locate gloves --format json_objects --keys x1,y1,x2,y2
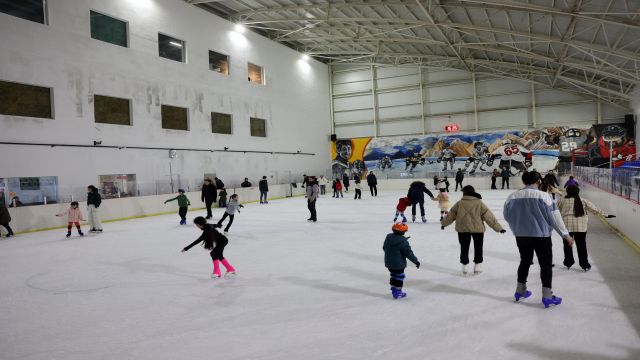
[
  {"x1": 606, "y1": 215, "x2": 616, "y2": 218},
  {"x1": 441, "y1": 226, "x2": 445, "y2": 230},
  {"x1": 500, "y1": 229, "x2": 506, "y2": 233},
  {"x1": 415, "y1": 261, "x2": 420, "y2": 269}
]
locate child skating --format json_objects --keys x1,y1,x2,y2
[
  {"x1": 216, "y1": 194, "x2": 243, "y2": 234},
  {"x1": 383, "y1": 223, "x2": 420, "y2": 299},
  {"x1": 332, "y1": 179, "x2": 343, "y2": 198},
  {"x1": 433, "y1": 189, "x2": 451, "y2": 221},
  {"x1": 182, "y1": 216, "x2": 236, "y2": 278},
  {"x1": 165, "y1": 189, "x2": 191, "y2": 225},
  {"x1": 394, "y1": 197, "x2": 410, "y2": 223},
  {"x1": 56, "y1": 201, "x2": 84, "y2": 238},
  {"x1": 354, "y1": 179, "x2": 362, "y2": 199}
]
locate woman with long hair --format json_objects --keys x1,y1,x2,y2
[{"x1": 557, "y1": 185, "x2": 615, "y2": 271}]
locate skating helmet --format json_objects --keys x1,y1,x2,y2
[{"x1": 392, "y1": 223, "x2": 409, "y2": 233}]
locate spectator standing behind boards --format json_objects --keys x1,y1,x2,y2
[
  {"x1": 318, "y1": 175, "x2": 329, "y2": 195},
  {"x1": 241, "y1": 178, "x2": 252, "y2": 188},
  {"x1": 367, "y1": 171, "x2": 378, "y2": 197},
  {"x1": 342, "y1": 173, "x2": 350, "y2": 193},
  {"x1": 455, "y1": 169, "x2": 464, "y2": 191},
  {"x1": 0, "y1": 192, "x2": 15, "y2": 238},
  {"x1": 8, "y1": 192, "x2": 23, "y2": 207},
  {"x1": 564, "y1": 176, "x2": 579, "y2": 188},
  {"x1": 87, "y1": 185, "x2": 103, "y2": 233},
  {"x1": 259, "y1": 176, "x2": 269, "y2": 204},
  {"x1": 500, "y1": 167, "x2": 511, "y2": 189},
  {"x1": 306, "y1": 176, "x2": 319, "y2": 222},
  {"x1": 503, "y1": 171, "x2": 574, "y2": 308},
  {"x1": 441, "y1": 185, "x2": 505, "y2": 275},
  {"x1": 201, "y1": 178, "x2": 217, "y2": 219},
  {"x1": 557, "y1": 185, "x2": 615, "y2": 271}
]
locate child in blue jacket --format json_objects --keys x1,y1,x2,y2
[{"x1": 383, "y1": 223, "x2": 420, "y2": 299}]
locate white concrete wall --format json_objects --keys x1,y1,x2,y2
[
  {"x1": 572, "y1": 180, "x2": 640, "y2": 248},
  {"x1": 332, "y1": 65, "x2": 630, "y2": 138},
  {"x1": 3, "y1": 184, "x2": 307, "y2": 234},
  {"x1": 0, "y1": 0, "x2": 332, "y2": 194}
]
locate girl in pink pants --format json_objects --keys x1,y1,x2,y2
[
  {"x1": 56, "y1": 201, "x2": 84, "y2": 238},
  {"x1": 182, "y1": 216, "x2": 236, "y2": 279}
]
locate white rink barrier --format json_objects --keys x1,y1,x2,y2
[
  {"x1": 567, "y1": 178, "x2": 640, "y2": 248},
  {"x1": 4, "y1": 183, "x2": 307, "y2": 234},
  {"x1": 376, "y1": 176, "x2": 524, "y2": 192}
]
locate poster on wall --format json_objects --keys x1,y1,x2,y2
[
  {"x1": 330, "y1": 126, "x2": 616, "y2": 178},
  {"x1": 571, "y1": 123, "x2": 636, "y2": 168}
]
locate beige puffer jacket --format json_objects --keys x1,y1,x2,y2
[{"x1": 441, "y1": 195, "x2": 504, "y2": 233}]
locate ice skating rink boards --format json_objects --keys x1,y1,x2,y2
[{"x1": 0, "y1": 190, "x2": 639, "y2": 360}]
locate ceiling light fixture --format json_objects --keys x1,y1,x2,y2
[
  {"x1": 234, "y1": 24, "x2": 245, "y2": 33},
  {"x1": 302, "y1": 54, "x2": 310, "y2": 61}
]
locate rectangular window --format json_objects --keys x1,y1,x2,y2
[
  {"x1": 98, "y1": 174, "x2": 137, "y2": 199},
  {"x1": 161, "y1": 104, "x2": 188, "y2": 130},
  {"x1": 0, "y1": 80, "x2": 52, "y2": 119},
  {"x1": 2, "y1": 176, "x2": 58, "y2": 206},
  {"x1": 212, "y1": 112, "x2": 232, "y2": 134},
  {"x1": 209, "y1": 50, "x2": 229, "y2": 75},
  {"x1": 90, "y1": 10, "x2": 128, "y2": 47},
  {"x1": 250, "y1": 117, "x2": 266, "y2": 137},
  {"x1": 248, "y1": 63, "x2": 264, "y2": 85},
  {"x1": 94, "y1": 95, "x2": 131, "y2": 125},
  {"x1": 158, "y1": 33, "x2": 185, "y2": 63},
  {"x1": 0, "y1": 0, "x2": 47, "y2": 24},
  {"x1": 19, "y1": 177, "x2": 40, "y2": 190}
]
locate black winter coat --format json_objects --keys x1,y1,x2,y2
[
  {"x1": 215, "y1": 179, "x2": 225, "y2": 189},
  {"x1": 87, "y1": 191, "x2": 102, "y2": 208},
  {"x1": 455, "y1": 171, "x2": 464, "y2": 182},
  {"x1": 342, "y1": 174, "x2": 350, "y2": 187},
  {"x1": 544, "y1": 174, "x2": 559, "y2": 187},
  {"x1": 366, "y1": 173, "x2": 377, "y2": 186},
  {"x1": 201, "y1": 183, "x2": 217, "y2": 201},
  {"x1": 407, "y1": 181, "x2": 434, "y2": 203},
  {"x1": 259, "y1": 179, "x2": 269, "y2": 191},
  {"x1": 184, "y1": 224, "x2": 228, "y2": 251},
  {"x1": 383, "y1": 233, "x2": 419, "y2": 269},
  {"x1": 0, "y1": 197, "x2": 11, "y2": 223}
]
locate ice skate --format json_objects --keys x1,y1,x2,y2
[
  {"x1": 89, "y1": 228, "x2": 96, "y2": 233},
  {"x1": 78, "y1": 230, "x2": 84, "y2": 236},
  {"x1": 401, "y1": 217, "x2": 407, "y2": 224},
  {"x1": 390, "y1": 287, "x2": 407, "y2": 299},
  {"x1": 474, "y1": 263, "x2": 483, "y2": 274},
  {"x1": 514, "y1": 290, "x2": 532, "y2": 302},
  {"x1": 211, "y1": 273, "x2": 221, "y2": 279},
  {"x1": 224, "y1": 231, "x2": 228, "y2": 235},
  {"x1": 542, "y1": 295, "x2": 562, "y2": 308},
  {"x1": 97, "y1": 229, "x2": 103, "y2": 232},
  {"x1": 462, "y1": 264, "x2": 469, "y2": 275},
  {"x1": 224, "y1": 271, "x2": 237, "y2": 278},
  {"x1": 66, "y1": 231, "x2": 71, "y2": 238},
  {"x1": 583, "y1": 266, "x2": 591, "y2": 272},
  {"x1": 421, "y1": 216, "x2": 427, "y2": 223}
]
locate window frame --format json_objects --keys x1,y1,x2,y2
[
  {"x1": 250, "y1": 117, "x2": 267, "y2": 137},
  {"x1": 0, "y1": 79, "x2": 54, "y2": 119},
  {"x1": 248, "y1": 62, "x2": 265, "y2": 85},
  {"x1": 158, "y1": 32, "x2": 187, "y2": 63},
  {"x1": 89, "y1": 9, "x2": 129, "y2": 48},
  {"x1": 0, "y1": 0, "x2": 48, "y2": 25},
  {"x1": 211, "y1": 112, "x2": 233, "y2": 135},
  {"x1": 160, "y1": 104, "x2": 189, "y2": 131},
  {"x1": 208, "y1": 50, "x2": 230, "y2": 75},
  {"x1": 93, "y1": 94, "x2": 132, "y2": 126}
]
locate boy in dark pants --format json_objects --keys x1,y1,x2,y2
[
  {"x1": 165, "y1": 189, "x2": 191, "y2": 225},
  {"x1": 383, "y1": 223, "x2": 420, "y2": 299}
]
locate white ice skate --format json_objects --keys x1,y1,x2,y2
[
  {"x1": 474, "y1": 263, "x2": 483, "y2": 274},
  {"x1": 211, "y1": 273, "x2": 221, "y2": 279},
  {"x1": 224, "y1": 271, "x2": 237, "y2": 279},
  {"x1": 462, "y1": 264, "x2": 469, "y2": 275},
  {"x1": 224, "y1": 231, "x2": 229, "y2": 235}
]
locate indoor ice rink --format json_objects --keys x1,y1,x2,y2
[{"x1": 1, "y1": 1, "x2": 640, "y2": 359}]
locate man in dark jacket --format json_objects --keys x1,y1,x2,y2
[
  {"x1": 342, "y1": 173, "x2": 350, "y2": 192},
  {"x1": 366, "y1": 171, "x2": 378, "y2": 196},
  {"x1": 455, "y1": 168, "x2": 464, "y2": 191},
  {"x1": 241, "y1": 178, "x2": 252, "y2": 188},
  {"x1": 259, "y1": 176, "x2": 269, "y2": 204},
  {"x1": 383, "y1": 223, "x2": 420, "y2": 299},
  {"x1": 543, "y1": 170, "x2": 559, "y2": 188},
  {"x1": 501, "y1": 167, "x2": 511, "y2": 189},
  {"x1": 407, "y1": 181, "x2": 435, "y2": 223},
  {"x1": 0, "y1": 192, "x2": 14, "y2": 237},
  {"x1": 214, "y1": 177, "x2": 225, "y2": 190},
  {"x1": 201, "y1": 178, "x2": 217, "y2": 219}
]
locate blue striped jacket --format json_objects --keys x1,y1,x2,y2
[{"x1": 503, "y1": 186, "x2": 569, "y2": 238}]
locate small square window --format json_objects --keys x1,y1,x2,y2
[
  {"x1": 209, "y1": 51, "x2": 229, "y2": 75},
  {"x1": 212, "y1": 112, "x2": 232, "y2": 134},
  {"x1": 158, "y1": 33, "x2": 185, "y2": 63},
  {"x1": 250, "y1": 117, "x2": 266, "y2": 137},
  {"x1": 90, "y1": 11, "x2": 128, "y2": 47},
  {"x1": 0, "y1": 0, "x2": 47, "y2": 24},
  {"x1": 0, "y1": 80, "x2": 52, "y2": 119},
  {"x1": 19, "y1": 177, "x2": 40, "y2": 191},
  {"x1": 161, "y1": 104, "x2": 188, "y2": 130},
  {"x1": 94, "y1": 95, "x2": 131, "y2": 125},
  {"x1": 248, "y1": 63, "x2": 264, "y2": 85}
]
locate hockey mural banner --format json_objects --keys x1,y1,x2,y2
[
  {"x1": 330, "y1": 126, "x2": 629, "y2": 178},
  {"x1": 570, "y1": 123, "x2": 636, "y2": 168}
]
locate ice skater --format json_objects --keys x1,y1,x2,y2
[
  {"x1": 165, "y1": 189, "x2": 191, "y2": 225},
  {"x1": 332, "y1": 179, "x2": 343, "y2": 198},
  {"x1": 354, "y1": 178, "x2": 362, "y2": 199},
  {"x1": 432, "y1": 188, "x2": 451, "y2": 221},
  {"x1": 56, "y1": 201, "x2": 85, "y2": 238},
  {"x1": 407, "y1": 181, "x2": 435, "y2": 223},
  {"x1": 342, "y1": 173, "x2": 350, "y2": 193},
  {"x1": 182, "y1": 216, "x2": 236, "y2": 279},
  {"x1": 218, "y1": 188, "x2": 227, "y2": 208},
  {"x1": 558, "y1": 185, "x2": 615, "y2": 271},
  {"x1": 383, "y1": 223, "x2": 420, "y2": 299},
  {"x1": 0, "y1": 192, "x2": 15, "y2": 238},
  {"x1": 393, "y1": 197, "x2": 410, "y2": 223},
  {"x1": 441, "y1": 186, "x2": 505, "y2": 275},
  {"x1": 216, "y1": 194, "x2": 243, "y2": 234}
]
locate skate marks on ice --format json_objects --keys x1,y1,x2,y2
[
  {"x1": 507, "y1": 341, "x2": 640, "y2": 360},
  {"x1": 281, "y1": 275, "x2": 388, "y2": 300},
  {"x1": 25, "y1": 272, "x2": 112, "y2": 294}
]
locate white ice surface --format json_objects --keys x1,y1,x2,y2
[{"x1": 1, "y1": 190, "x2": 639, "y2": 360}]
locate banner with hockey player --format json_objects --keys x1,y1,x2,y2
[{"x1": 331, "y1": 137, "x2": 372, "y2": 177}]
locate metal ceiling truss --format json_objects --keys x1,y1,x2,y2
[{"x1": 188, "y1": 0, "x2": 640, "y2": 108}]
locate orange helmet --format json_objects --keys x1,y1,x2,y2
[{"x1": 392, "y1": 223, "x2": 408, "y2": 233}]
